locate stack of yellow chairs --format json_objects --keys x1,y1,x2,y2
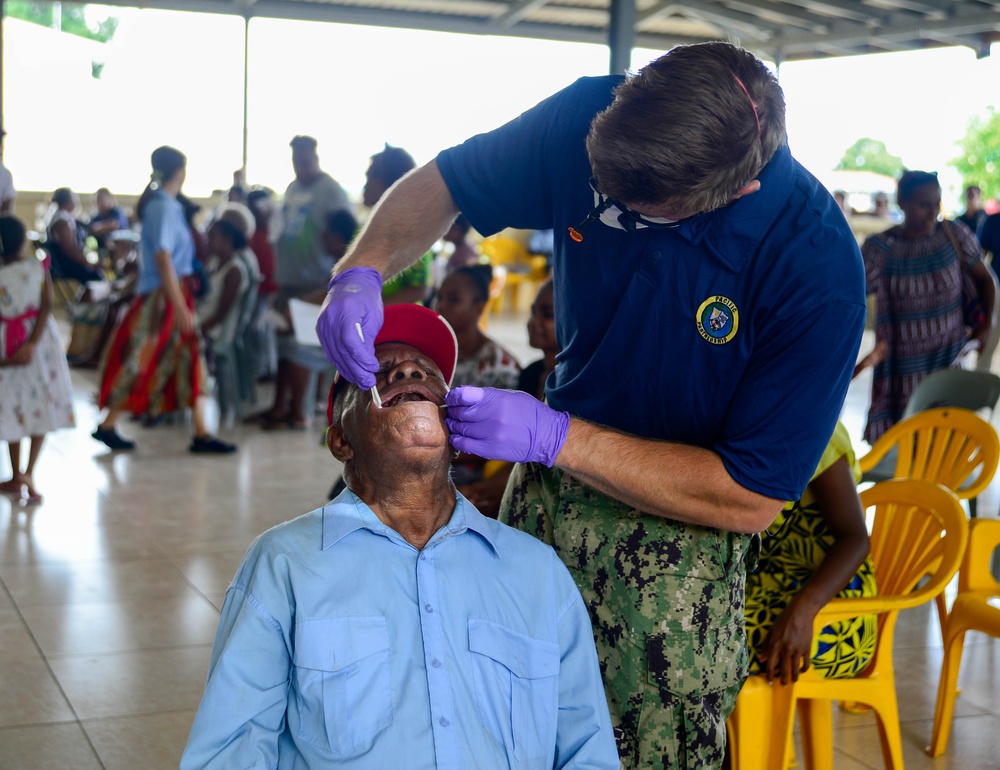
[
  {"x1": 479, "y1": 234, "x2": 548, "y2": 315},
  {"x1": 858, "y1": 407, "x2": 999, "y2": 639},
  {"x1": 727, "y1": 479, "x2": 968, "y2": 770},
  {"x1": 928, "y1": 517, "x2": 1000, "y2": 757}
]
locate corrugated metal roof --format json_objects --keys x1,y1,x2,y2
[{"x1": 27, "y1": 0, "x2": 1000, "y2": 62}]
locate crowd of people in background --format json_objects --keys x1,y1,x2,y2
[
  {"x1": 0, "y1": 133, "x2": 559, "y2": 504},
  {"x1": 4, "y1": 136, "x2": 1000, "y2": 505}
]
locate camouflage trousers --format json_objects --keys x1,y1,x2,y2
[{"x1": 500, "y1": 462, "x2": 752, "y2": 770}]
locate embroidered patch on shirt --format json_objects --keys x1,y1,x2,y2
[{"x1": 696, "y1": 296, "x2": 739, "y2": 345}]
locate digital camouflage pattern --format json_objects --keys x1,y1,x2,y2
[{"x1": 500, "y1": 462, "x2": 757, "y2": 770}]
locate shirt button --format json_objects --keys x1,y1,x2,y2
[
  {"x1": 420, "y1": 554, "x2": 426, "y2": 561},
  {"x1": 439, "y1": 717, "x2": 450, "y2": 727},
  {"x1": 653, "y1": 249, "x2": 662, "y2": 259},
  {"x1": 432, "y1": 658, "x2": 442, "y2": 668},
  {"x1": 424, "y1": 603, "x2": 433, "y2": 613}
]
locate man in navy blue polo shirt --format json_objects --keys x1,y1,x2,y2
[{"x1": 316, "y1": 42, "x2": 865, "y2": 769}]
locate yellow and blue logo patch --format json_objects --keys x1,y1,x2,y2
[{"x1": 696, "y1": 295, "x2": 739, "y2": 345}]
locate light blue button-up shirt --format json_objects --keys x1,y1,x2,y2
[{"x1": 181, "y1": 491, "x2": 618, "y2": 769}]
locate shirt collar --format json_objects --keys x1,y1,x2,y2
[
  {"x1": 322, "y1": 488, "x2": 502, "y2": 557},
  {"x1": 673, "y1": 144, "x2": 794, "y2": 272}
]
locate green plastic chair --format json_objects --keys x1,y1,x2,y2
[
  {"x1": 862, "y1": 369, "x2": 1000, "y2": 518},
  {"x1": 213, "y1": 276, "x2": 260, "y2": 420}
]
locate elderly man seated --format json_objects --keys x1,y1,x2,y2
[{"x1": 181, "y1": 303, "x2": 618, "y2": 770}]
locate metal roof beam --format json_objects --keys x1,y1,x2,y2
[
  {"x1": 638, "y1": 1, "x2": 772, "y2": 40},
  {"x1": 53, "y1": 0, "x2": 703, "y2": 49},
  {"x1": 491, "y1": 0, "x2": 551, "y2": 29},
  {"x1": 767, "y1": 4, "x2": 1000, "y2": 58},
  {"x1": 634, "y1": 2, "x2": 683, "y2": 24},
  {"x1": 862, "y1": 0, "x2": 947, "y2": 18},
  {"x1": 772, "y1": 0, "x2": 884, "y2": 24},
  {"x1": 720, "y1": 0, "x2": 829, "y2": 32},
  {"x1": 923, "y1": 30, "x2": 993, "y2": 57},
  {"x1": 20, "y1": 0, "x2": 1000, "y2": 62},
  {"x1": 794, "y1": 0, "x2": 885, "y2": 24}
]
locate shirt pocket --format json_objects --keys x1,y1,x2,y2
[
  {"x1": 469, "y1": 619, "x2": 560, "y2": 762},
  {"x1": 292, "y1": 616, "x2": 393, "y2": 755}
]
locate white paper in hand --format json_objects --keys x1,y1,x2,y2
[{"x1": 288, "y1": 298, "x2": 322, "y2": 348}]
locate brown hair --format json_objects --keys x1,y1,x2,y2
[
  {"x1": 136, "y1": 146, "x2": 186, "y2": 221},
  {"x1": 586, "y1": 42, "x2": 786, "y2": 215}
]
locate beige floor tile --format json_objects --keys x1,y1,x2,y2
[
  {"x1": 788, "y1": 729, "x2": 882, "y2": 770},
  {"x1": 890, "y1": 647, "x2": 990, "y2": 724},
  {"x1": 19, "y1": 594, "x2": 220, "y2": 656},
  {"x1": 0, "y1": 607, "x2": 43, "y2": 662},
  {"x1": 833, "y1": 713, "x2": 1000, "y2": 769},
  {"x1": 0, "y1": 722, "x2": 103, "y2": 769},
  {"x1": 84, "y1": 709, "x2": 197, "y2": 770},
  {"x1": 168, "y1": 550, "x2": 246, "y2": 596},
  {"x1": 0, "y1": 649, "x2": 75, "y2": 727},
  {"x1": 137, "y1": 512, "x2": 291, "y2": 556},
  {"x1": 0, "y1": 503, "x2": 159, "y2": 566},
  {"x1": 942, "y1": 635, "x2": 1000, "y2": 714},
  {"x1": 829, "y1": 749, "x2": 879, "y2": 770},
  {"x1": 894, "y1": 602, "x2": 948, "y2": 651},
  {"x1": 48, "y1": 645, "x2": 211, "y2": 720},
  {"x1": 0, "y1": 557, "x2": 202, "y2": 608}
]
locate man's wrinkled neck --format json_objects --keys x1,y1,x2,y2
[{"x1": 349, "y1": 454, "x2": 457, "y2": 550}]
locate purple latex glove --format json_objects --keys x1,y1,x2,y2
[
  {"x1": 445, "y1": 386, "x2": 570, "y2": 467},
  {"x1": 316, "y1": 267, "x2": 384, "y2": 389}
]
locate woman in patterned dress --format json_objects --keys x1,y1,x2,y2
[
  {"x1": 92, "y1": 146, "x2": 236, "y2": 454},
  {"x1": 857, "y1": 170, "x2": 997, "y2": 444},
  {"x1": 744, "y1": 421, "x2": 877, "y2": 684}
]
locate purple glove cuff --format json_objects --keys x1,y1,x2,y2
[
  {"x1": 328, "y1": 266, "x2": 383, "y2": 293},
  {"x1": 535, "y1": 409, "x2": 571, "y2": 467}
]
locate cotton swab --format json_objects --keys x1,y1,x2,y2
[{"x1": 354, "y1": 323, "x2": 382, "y2": 408}]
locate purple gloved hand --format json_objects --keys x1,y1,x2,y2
[
  {"x1": 445, "y1": 386, "x2": 571, "y2": 467},
  {"x1": 316, "y1": 267, "x2": 384, "y2": 389}
]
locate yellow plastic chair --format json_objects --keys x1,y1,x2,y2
[
  {"x1": 858, "y1": 407, "x2": 999, "y2": 638},
  {"x1": 480, "y1": 235, "x2": 534, "y2": 314},
  {"x1": 727, "y1": 479, "x2": 968, "y2": 770},
  {"x1": 861, "y1": 405, "x2": 1000, "y2": 518},
  {"x1": 480, "y1": 235, "x2": 526, "y2": 314},
  {"x1": 928, "y1": 517, "x2": 1000, "y2": 757},
  {"x1": 478, "y1": 266, "x2": 506, "y2": 331}
]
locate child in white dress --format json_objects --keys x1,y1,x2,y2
[{"x1": 0, "y1": 215, "x2": 75, "y2": 503}]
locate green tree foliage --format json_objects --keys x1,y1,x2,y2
[
  {"x1": 951, "y1": 108, "x2": 1000, "y2": 201},
  {"x1": 835, "y1": 138, "x2": 904, "y2": 179},
  {"x1": 7, "y1": 1, "x2": 119, "y2": 44}
]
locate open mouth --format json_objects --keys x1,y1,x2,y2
[{"x1": 379, "y1": 384, "x2": 443, "y2": 408}]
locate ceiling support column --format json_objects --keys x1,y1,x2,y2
[{"x1": 608, "y1": 0, "x2": 635, "y2": 75}]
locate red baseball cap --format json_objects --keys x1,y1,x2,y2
[{"x1": 327, "y1": 304, "x2": 458, "y2": 424}]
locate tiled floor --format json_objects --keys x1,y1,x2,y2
[{"x1": 0, "y1": 311, "x2": 998, "y2": 769}]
